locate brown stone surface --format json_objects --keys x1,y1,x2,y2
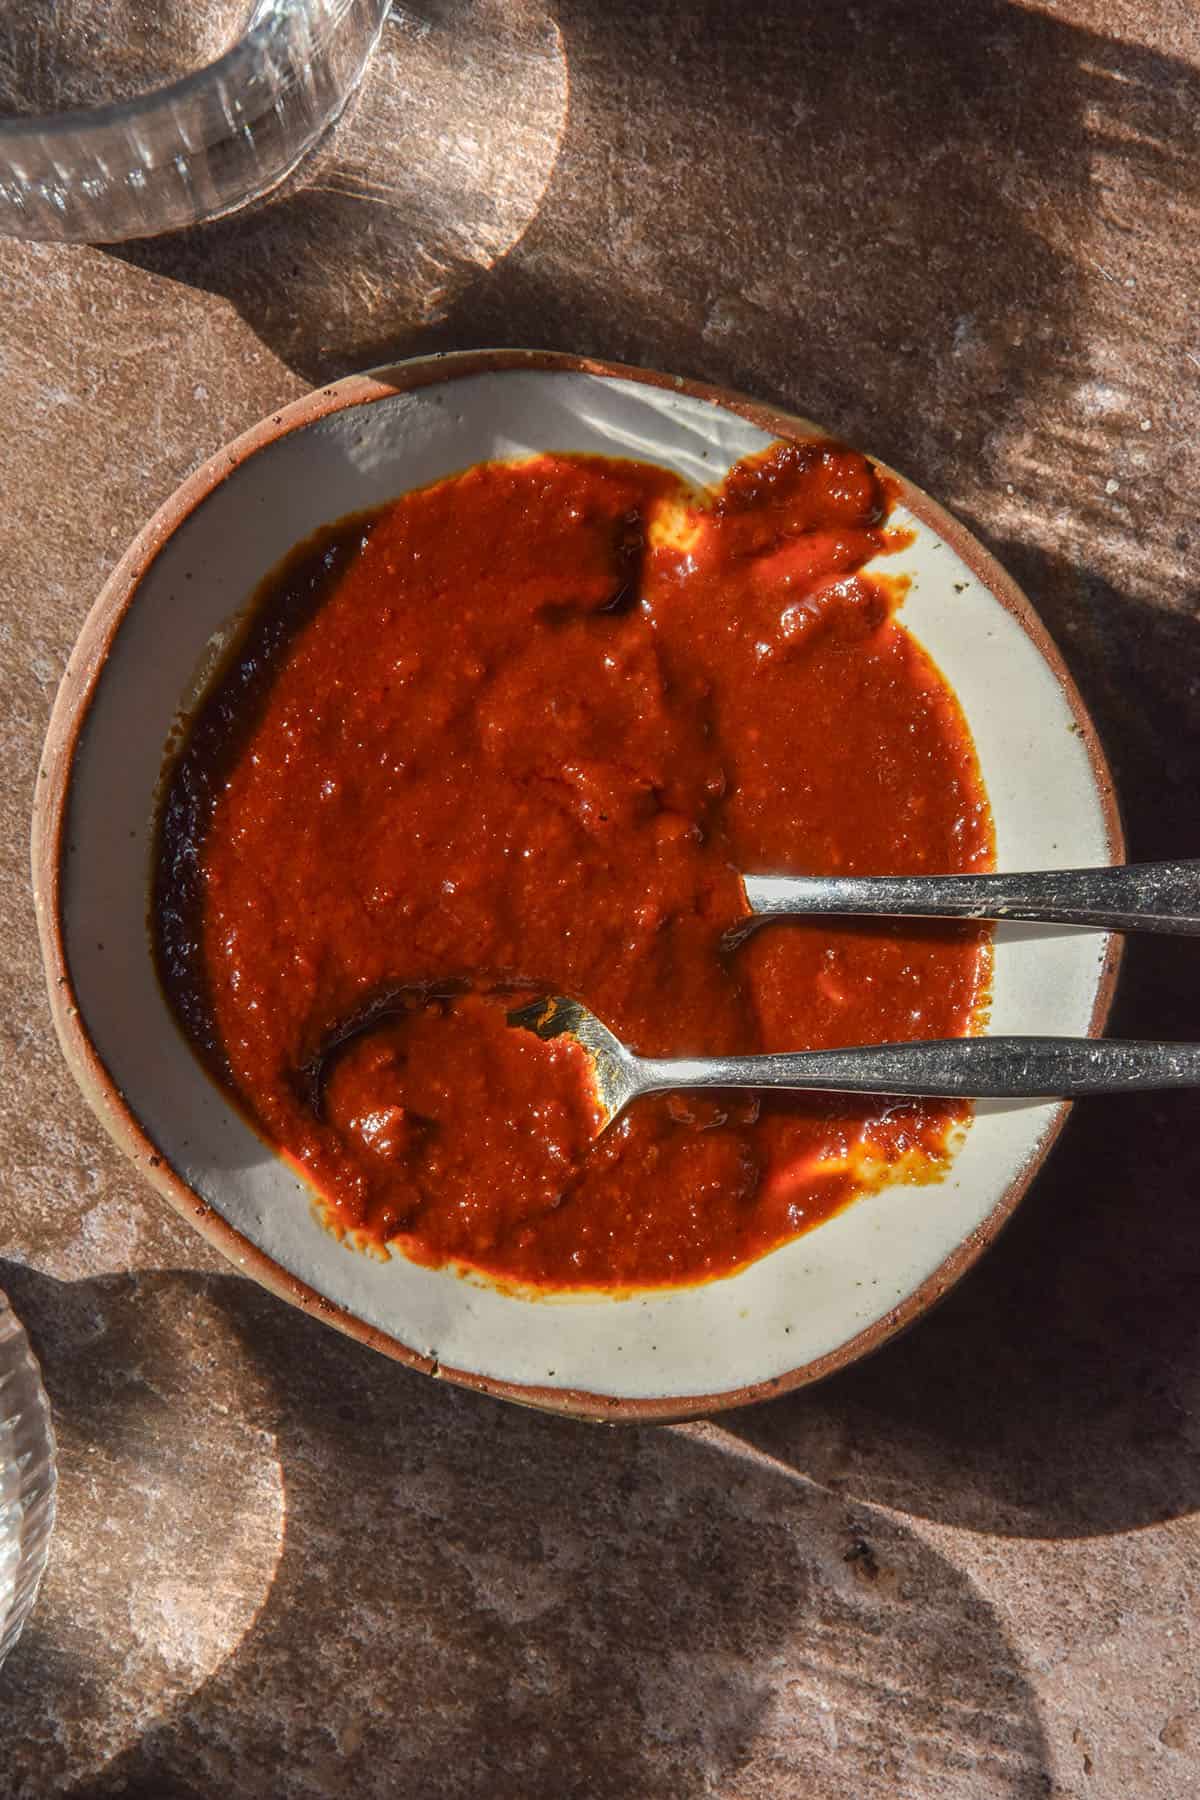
[{"x1": 1, "y1": 1, "x2": 1198, "y2": 1793}]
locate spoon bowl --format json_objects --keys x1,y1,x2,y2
[{"x1": 505, "y1": 993, "x2": 642, "y2": 1133}]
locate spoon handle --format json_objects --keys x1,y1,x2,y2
[
  {"x1": 742, "y1": 861, "x2": 1200, "y2": 934},
  {"x1": 634, "y1": 1037, "x2": 1200, "y2": 1098}
]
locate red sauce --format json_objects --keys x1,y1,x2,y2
[{"x1": 155, "y1": 442, "x2": 992, "y2": 1290}]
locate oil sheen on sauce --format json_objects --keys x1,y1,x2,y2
[{"x1": 155, "y1": 442, "x2": 993, "y2": 1291}]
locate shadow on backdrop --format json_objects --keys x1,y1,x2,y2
[
  {"x1": 0, "y1": 1264, "x2": 1049, "y2": 1799},
  {"x1": 109, "y1": 0, "x2": 1199, "y2": 481}
]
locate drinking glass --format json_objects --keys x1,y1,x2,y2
[
  {"x1": 0, "y1": 1288, "x2": 56, "y2": 1670},
  {"x1": 0, "y1": 0, "x2": 390, "y2": 241}
]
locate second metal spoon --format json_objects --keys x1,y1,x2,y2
[{"x1": 742, "y1": 859, "x2": 1200, "y2": 934}]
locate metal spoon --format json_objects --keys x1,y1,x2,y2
[
  {"x1": 507, "y1": 995, "x2": 1200, "y2": 1137},
  {"x1": 742, "y1": 859, "x2": 1200, "y2": 934}
]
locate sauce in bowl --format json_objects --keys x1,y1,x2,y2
[{"x1": 155, "y1": 441, "x2": 992, "y2": 1290}]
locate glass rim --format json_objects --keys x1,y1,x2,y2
[
  {"x1": 0, "y1": 1287, "x2": 57, "y2": 1669},
  {"x1": 0, "y1": 0, "x2": 364, "y2": 147}
]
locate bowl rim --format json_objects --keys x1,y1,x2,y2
[{"x1": 30, "y1": 347, "x2": 1125, "y2": 1421}]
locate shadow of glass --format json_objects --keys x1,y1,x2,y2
[
  {"x1": 107, "y1": 0, "x2": 569, "y2": 378},
  {"x1": 0, "y1": 1264, "x2": 1050, "y2": 1798},
  {"x1": 103, "y1": 0, "x2": 1199, "y2": 516}
]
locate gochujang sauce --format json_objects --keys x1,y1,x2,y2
[{"x1": 155, "y1": 441, "x2": 993, "y2": 1290}]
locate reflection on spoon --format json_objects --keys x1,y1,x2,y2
[{"x1": 741, "y1": 859, "x2": 1200, "y2": 935}]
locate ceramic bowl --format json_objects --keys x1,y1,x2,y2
[{"x1": 33, "y1": 351, "x2": 1121, "y2": 1420}]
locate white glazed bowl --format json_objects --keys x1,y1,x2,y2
[{"x1": 33, "y1": 352, "x2": 1121, "y2": 1419}]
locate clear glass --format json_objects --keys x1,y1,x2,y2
[
  {"x1": 0, "y1": 0, "x2": 390, "y2": 242},
  {"x1": 0, "y1": 1288, "x2": 56, "y2": 1671}
]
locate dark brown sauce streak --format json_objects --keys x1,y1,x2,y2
[{"x1": 154, "y1": 528, "x2": 369, "y2": 1078}]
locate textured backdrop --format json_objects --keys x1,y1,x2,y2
[{"x1": 1, "y1": 2, "x2": 1198, "y2": 1794}]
